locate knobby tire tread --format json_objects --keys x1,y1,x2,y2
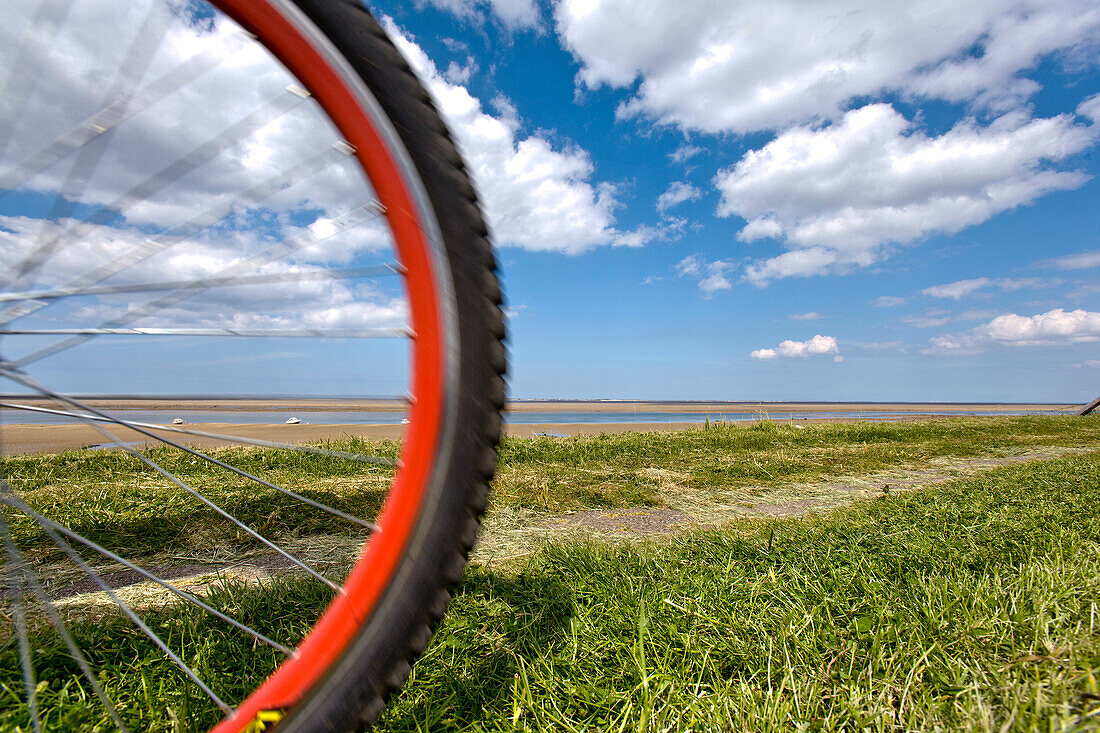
[{"x1": 272, "y1": 1, "x2": 505, "y2": 730}]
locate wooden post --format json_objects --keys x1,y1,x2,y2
[{"x1": 1080, "y1": 396, "x2": 1100, "y2": 416}]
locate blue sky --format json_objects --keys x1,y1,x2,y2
[
  {"x1": 1, "y1": 0, "x2": 1098, "y2": 403},
  {"x1": 365, "y1": 0, "x2": 1100, "y2": 402}
]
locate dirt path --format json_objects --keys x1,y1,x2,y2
[
  {"x1": 36, "y1": 447, "x2": 1093, "y2": 609},
  {"x1": 471, "y1": 447, "x2": 1092, "y2": 562}
]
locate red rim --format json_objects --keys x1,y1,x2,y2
[{"x1": 206, "y1": 2, "x2": 449, "y2": 731}]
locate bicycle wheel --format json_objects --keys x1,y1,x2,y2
[{"x1": 0, "y1": 0, "x2": 504, "y2": 731}]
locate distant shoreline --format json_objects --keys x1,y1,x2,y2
[
  {"x1": 0, "y1": 411, "x2": 1084, "y2": 457},
  {"x1": 0, "y1": 398, "x2": 1080, "y2": 414}
]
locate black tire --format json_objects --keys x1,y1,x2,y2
[
  {"x1": 266, "y1": 2, "x2": 505, "y2": 729},
  {"x1": 0, "y1": 0, "x2": 502, "y2": 727}
]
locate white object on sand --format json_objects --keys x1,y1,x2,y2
[
  {"x1": 172, "y1": 418, "x2": 184, "y2": 425},
  {"x1": 285, "y1": 417, "x2": 301, "y2": 424}
]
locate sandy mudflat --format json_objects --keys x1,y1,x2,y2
[
  {"x1": 0, "y1": 411, "x2": 1070, "y2": 456},
  {"x1": 507, "y1": 400, "x2": 1077, "y2": 413},
  {"x1": 0, "y1": 398, "x2": 1081, "y2": 456},
  {"x1": 0, "y1": 398, "x2": 410, "y2": 413},
  {"x1": 1, "y1": 421, "x2": 702, "y2": 456},
  {"x1": 0, "y1": 422, "x2": 397, "y2": 456},
  {"x1": 0, "y1": 398, "x2": 1079, "y2": 415}
]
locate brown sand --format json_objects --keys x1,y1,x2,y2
[
  {"x1": 1, "y1": 421, "x2": 698, "y2": 456},
  {"x1": 506, "y1": 400, "x2": 1076, "y2": 413},
  {"x1": 0, "y1": 397, "x2": 1078, "y2": 414},
  {"x1": 0, "y1": 398, "x2": 409, "y2": 413},
  {"x1": 0, "y1": 398, "x2": 1078, "y2": 456},
  {"x1": 0, "y1": 413, "x2": 1024, "y2": 456}
]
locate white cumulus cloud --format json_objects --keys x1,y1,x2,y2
[
  {"x1": 385, "y1": 19, "x2": 647, "y2": 254},
  {"x1": 928, "y1": 308, "x2": 1100, "y2": 352},
  {"x1": 717, "y1": 104, "x2": 1097, "y2": 284},
  {"x1": 980, "y1": 309, "x2": 1100, "y2": 344},
  {"x1": 751, "y1": 334, "x2": 839, "y2": 360},
  {"x1": 698, "y1": 263, "x2": 733, "y2": 295},
  {"x1": 0, "y1": 2, "x2": 406, "y2": 336},
  {"x1": 674, "y1": 254, "x2": 701, "y2": 277},
  {"x1": 669, "y1": 144, "x2": 703, "y2": 163},
  {"x1": 656, "y1": 181, "x2": 702, "y2": 214},
  {"x1": 0, "y1": 214, "x2": 404, "y2": 333},
  {"x1": 418, "y1": 0, "x2": 541, "y2": 30},
  {"x1": 555, "y1": 0, "x2": 1100, "y2": 135},
  {"x1": 674, "y1": 253, "x2": 733, "y2": 295}
]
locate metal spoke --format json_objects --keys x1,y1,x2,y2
[
  {"x1": 0, "y1": 380, "x2": 383, "y2": 530},
  {"x1": 0, "y1": 44, "x2": 283, "y2": 204},
  {"x1": 9, "y1": 198, "x2": 380, "y2": 367},
  {"x1": 0, "y1": 506, "x2": 131, "y2": 733},
  {"x1": 0, "y1": 145, "x2": 367, "y2": 329},
  {"x1": 0, "y1": 263, "x2": 402, "y2": 304},
  {"x1": 0, "y1": 84, "x2": 311, "y2": 301},
  {"x1": 0, "y1": 1, "x2": 75, "y2": 157},
  {"x1": 0, "y1": 0, "x2": 423, "y2": 725},
  {"x1": 7, "y1": 500, "x2": 234, "y2": 716},
  {"x1": 0, "y1": 1, "x2": 174, "y2": 293},
  {"x1": 4, "y1": 326, "x2": 409, "y2": 338},
  {"x1": 0, "y1": 489, "x2": 293, "y2": 657},
  {"x1": 0, "y1": 371, "x2": 353, "y2": 590},
  {"x1": 0, "y1": 402, "x2": 400, "y2": 469},
  {"x1": 3, "y1": 514, "x2": 41, "y2": 732},
  {"x1": 1, "y1": 392, "x2": 410, "y2": 402}
]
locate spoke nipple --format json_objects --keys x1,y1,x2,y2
[
  {"x1": 286, "y1": 84, "x2": 311, "y2": 99},
  {"x1": 332, "y1": 140, "x2": 356, "y2": 155}
]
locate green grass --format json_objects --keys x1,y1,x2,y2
[
  {"x1": 2, "y1": 438, "x2": 397, "y2": 572},
  {"x1": 378, "y1": 451, "x2": 1100, "y2": 732},
  {"x1": 2, "y1": 433, "x2": 1100, "y2": 730},
  {"x1": 492, "y1": 416, "x2": 1100, "y2": 511},
  {"x1": 4, "y1": 417, "x2": 1099, "y2": 572}
]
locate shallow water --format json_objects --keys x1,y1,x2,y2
[{"x1": 0, "y1": 407, "x2": 1065, "y2": 426}]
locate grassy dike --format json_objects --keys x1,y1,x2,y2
[{"x1": 0, "y1": 417, "x2": 1098, "y2": 729}]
